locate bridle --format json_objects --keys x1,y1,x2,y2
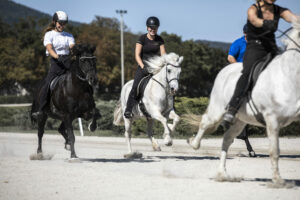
[
  {"x1": 277, "y1": 28, "x2": 300, "y2": 49},
  {"x1": 152, "y1": 62, "x2": 181, "y2": 94},
  {"x1": 76, "y1": 56, "x2": 96, "y2": 81}
]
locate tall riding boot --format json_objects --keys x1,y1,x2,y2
[
  {"x1": 220, "y1": 106, "x2": 238, "y2": 131},
  {"x1": 124, "y1": 91, "x2": 137, "y2": 119},
  {"x1": 32, "y1": 83, "x2": 50, "y2": 119}
]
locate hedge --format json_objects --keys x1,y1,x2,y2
[{"x1": 0, "y1": 97, "x2": 299, "y2": 138}]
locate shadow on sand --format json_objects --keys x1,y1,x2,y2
[
  {"x1": 243, "y1": 178, "x2": 300, "y2": 187},
  {"x1": 146, "y1": 155, "x2": 220, "y2": 161},
  {"x1": 254, "y1": 154, "x2": 300, "y2": 159},
  {"x1": 79, "y1": 158, "x2": 157, "y2": 163}
]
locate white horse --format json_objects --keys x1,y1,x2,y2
[
  {"x1": 114, "y1": 53, "x2": 184, "y2": 158},
  {"x1": 186, "y1": 19, "x2": 300, "y2": 186}
]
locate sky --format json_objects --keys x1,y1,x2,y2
[{"x1": 13, "y1": 0, "x2": 300, "y2": 43}]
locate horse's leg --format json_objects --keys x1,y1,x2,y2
[
  {"x1": 187, "y1": 110, "x2": 220, "y2": 150},
  {"x1": 265, "y1": 115, "x2": 284, "y2": 184},
  {"x1": 217, "y1": 120, "x2": 246, "y2": 179},
  {"x1": 146, "y1": 118, "x2": 161, "y2": 151},
  {"x1": 124, "y1": 118, "x2": 133, "y2": 154},
  {"x1": 244, "y1": 137, "x2": 256, "y2": 157},
  {"x1": 151, "y1": 111, "x2": 172, "y2": 146},
  {"x1": 64, "y1": 117, "x2": 77, "y2": 158},
  {"x1": 58, "y1": 122, "x2": 71, "y2": 151},
  {"x1": 167, "y1": 109, "x2": 180, "y2": 133},
  {"x1": 37, "y1": 114, "x2": 48, "y2": 153},
  {"x1": 236, "y1": 126, "x2": 256, "y2": 157},
  {"x1": 88, "y1": 108, "x2": 101, "y2": 132}
]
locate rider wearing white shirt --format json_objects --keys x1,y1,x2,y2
[{"x1": 32, "y1": 11, "x2": 75, "y2": 118}]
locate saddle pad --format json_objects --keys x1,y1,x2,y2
[{"x1": 136, "y1": 75, "x2": 152, "y2": 99}]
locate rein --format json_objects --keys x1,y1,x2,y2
[
  {"x1": 151, "y1": 62, "x2": 180, "y2": 94},
  {"x1": 76, "y1": 56, "x2": 96, "y2": 81},
  {"x1": 277, "y1": 28, "x2": 300, "y2": 49}
]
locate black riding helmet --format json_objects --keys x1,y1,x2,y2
[
  {"x1": 146, "y1": 16, "x2": 160, "y2": 27},
  {"x1": 53, "y1": 11, "x2": 68, "y2": 24}
]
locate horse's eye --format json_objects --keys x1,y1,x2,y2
[{"x1": 168, "y1": 69, "x2": 171, "y2": 73}]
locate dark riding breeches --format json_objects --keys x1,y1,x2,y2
[
  {"x1": 125, "y1": 66, "x2": 149, "y2": 113},
  {"x1": 228, "y1": 42, "x2": 271, "y2": 110},
  {"x1": 37, "y1": 58, "x2": 66, "y2": 111}
]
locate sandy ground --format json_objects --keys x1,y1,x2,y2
[{"x1": 0, "y1": 132, "x2": 300, "y2": 200}]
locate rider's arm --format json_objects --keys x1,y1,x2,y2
[
  {"x1": 135, "y1": 43, "x2": 145, "y2": 68},
  {"x1": 248, "y1": 5, "x2": 264, "y2": 28},
  {"x1": 160, "y1": 44, "x2": 166, "y2": 56},
  {"x1": 280, "y1": 10, "x2": 298, "y2": 23},
  {"x1": 227, "y1": 55, "x2": 237, "y2": 64},
  {"x1": 46, "y1": 44, "x2": 59, "y2": 59}
]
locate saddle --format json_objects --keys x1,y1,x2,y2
[
  {"x1": 136, "y1": 74, "x2": 152, "y2": 118},
  {"x1": 248, "y1": 52, "x2": 273, "y2": 90},
  {"x1": 50, "y1": 74, "x2": 66, "y2": 91}
]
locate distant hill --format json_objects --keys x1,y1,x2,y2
[
  {"x1": 196, "y1": 40, "x2": 231, "y2": 51},
  {"x1": 0, "y1": 0, "x2": 80, "y2": 26}
]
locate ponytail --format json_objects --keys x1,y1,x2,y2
[{"x1": 42, "y1": 21, "x2": 55, "y2": 40}]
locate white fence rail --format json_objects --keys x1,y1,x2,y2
[{"x1": 0, "y1": 103, "x2": 85, "y2": 136}]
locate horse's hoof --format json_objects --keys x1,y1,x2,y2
[
  {"x1": 249, "y1": 151, "x2": 256, "y2": 157},
  {"x1": 164, "y1": 140, "x2": 173, "y2": 146},
  {"x1": 65, "y1": 144, "x2": 71, "y2": 151},
  {"x1": 267, "y1": 178, "x2": 293, "y2": 188},
  {"x1": 124, "y1": 152, "x2": 143, "y2": 159},
  {"x1": 88, "y1": 122, "x2": 97, "y2": 132},
  {"x1": 187, "y1": 136, "x2": 200, "y2": 150},
  {"x1": 163, "y1": 136, "x2": 173, "y2": 146},
  {"x1": 68, "y1": 157, "x2": 81, "y2": 163},
  {"x1": 152, "y1": 146, "x2": 161, "y2": 151},
  {"x1": 30, "y1": 152, "x2": 53, "y2": 160}
]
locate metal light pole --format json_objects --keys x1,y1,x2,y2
[{"x1": 116, "y1": 10, "x2": 127, "y2": 87}]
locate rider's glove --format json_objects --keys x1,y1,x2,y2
[
  {"x1": 263, "y1": 20, "x2": 277, "y2": 32},
  {"x1": 57, "y1": 55, "x2": 71, "y2": 69}
]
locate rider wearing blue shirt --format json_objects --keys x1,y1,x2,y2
[{"x1": 227, "y1": 25, "x2": 247, "y2": 63}]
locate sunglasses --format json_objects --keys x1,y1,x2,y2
[
  {"x1": 148, "y1": 26, "x2": 158, "y2": 30},
  {"x1": 58, "y1": 21, "x2": 67, "y2": 26}
]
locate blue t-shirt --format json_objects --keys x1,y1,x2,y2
[{"x1": 228, "y1": 36, "x2": 247, "y2": 62}]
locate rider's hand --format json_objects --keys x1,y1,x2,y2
[
  {"x1": 57, "y1": 55, "x2": 71, "y2": 69},
  {"x1": 263, "y1": 20, "x2": 277, "y2": 32}
]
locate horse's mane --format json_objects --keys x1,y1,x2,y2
[
  {"x1": 144, "y1": 53, "x2": 181, "y2": 75},
  {"x1": 282, "y1": 16, "x2": 300, "y2": 49}
]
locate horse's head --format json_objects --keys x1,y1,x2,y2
[
  {"x1": 72, "y1": 44, "x2": 97, "y2": 86},
  {"x1": 282, "y1": 16, "x2": 300, "y2": 50},
  {"x1": 145, "y1": 52, "x2": 183, "y2": 95},
  {"x1": 163, "y1": 53, "x2": 184, "y2": 95}
]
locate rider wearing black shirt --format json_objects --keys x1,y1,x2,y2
[
  {"x1": 221, "y1": 0, "x2": 296, "y2": 130},
  {"x1": 124, "y1": 16, "x2": 166, "y2": 118}
]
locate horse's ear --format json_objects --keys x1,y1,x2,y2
[{"x1": 178, "y1": 56, "x2": 184, "y2": 65}]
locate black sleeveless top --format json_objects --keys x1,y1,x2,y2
[
  {"x1": 137, "y1": 34, "x2": 164, "y2": 60},
  {"x1": 246, "y1": 3, "x2": 288, "y2": 44}
]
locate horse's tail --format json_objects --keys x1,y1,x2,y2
[
  {"x1": 182, "y1": 113, "x2": 202, "y2": 128},
  {"x1": 113, "y1": 99, "x2": 124, "y2": 126}
]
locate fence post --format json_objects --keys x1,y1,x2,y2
[{"x1": 78, "y1": 118, "x2": 84, "y2": 136}]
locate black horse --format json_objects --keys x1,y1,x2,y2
[{"x1": 31, "y1": 44, "x2": 101, "y2": 158}]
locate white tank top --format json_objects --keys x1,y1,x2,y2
[{"x1": 43, "y1": 30, "x2": 75, "y2": 56}]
